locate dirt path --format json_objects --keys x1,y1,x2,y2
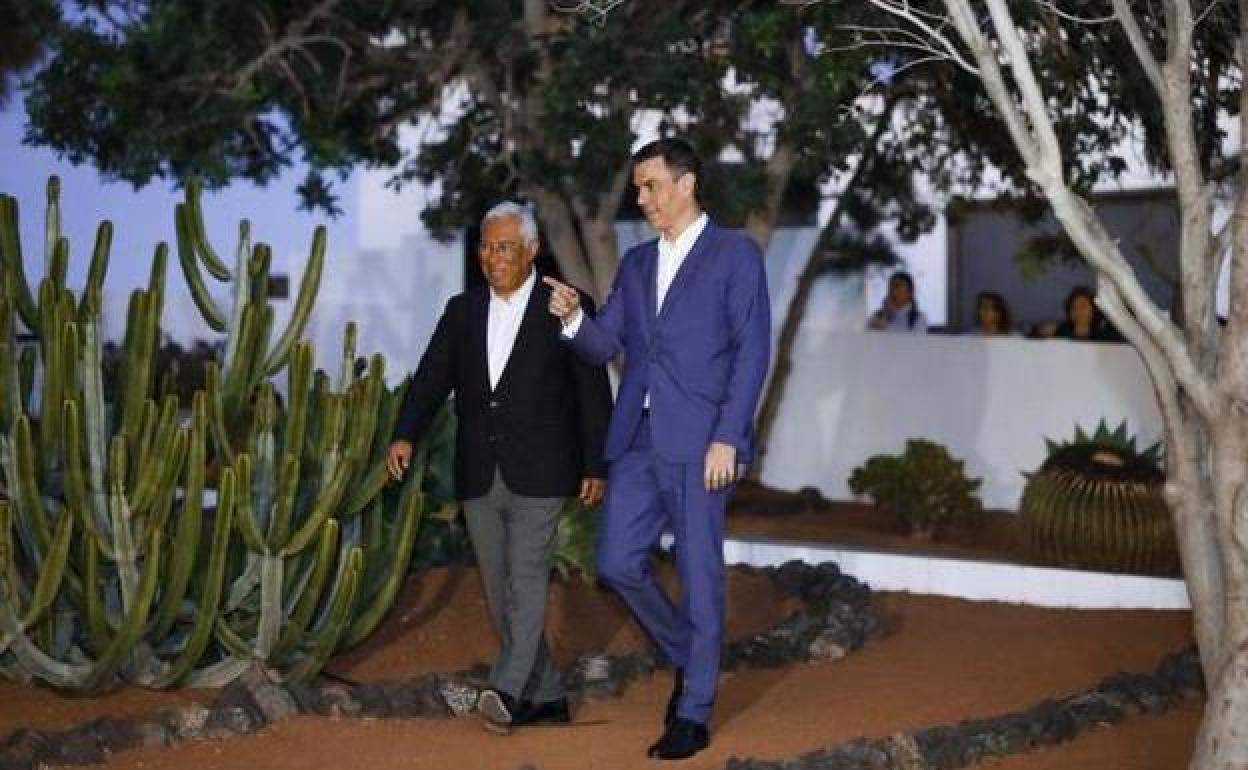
[{"x1": 0, "y1": 568, "x2": 1192, "y2": 770}]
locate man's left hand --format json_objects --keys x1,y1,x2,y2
[
  {"x1": 704, "y1": 441, "x2": 737, "y2": 491},
  {"x1": 579, "y1": 477, "x2": 606, "y2": 507}
]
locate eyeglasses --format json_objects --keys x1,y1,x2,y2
[{"x1": 479, "y1": 240, "x2": 521, "y2": 256}]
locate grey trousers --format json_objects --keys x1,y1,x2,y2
[{"x1": 462, "y1": 469, "x2": 566, "y2": 703}]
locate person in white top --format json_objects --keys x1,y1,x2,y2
[{"x1": 867, "y1": 270, "x2": 929, "y2": 333}]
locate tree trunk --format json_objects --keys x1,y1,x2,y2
[
  {"x1": 745, "y1": 140, "x2": 797, "y2": 251},
  {"x1": 750, "y1": 100, "x2": 896, "y2": 479},
  {"x1": 523, "y1": 185, "x2": 597, "y2": 293},
  {"x1": 580, "y1": 214, "x2": 621, "y2": 304},
  {"x1": 1190, "y1": 647, "x2": 1248, "y2": 769}
]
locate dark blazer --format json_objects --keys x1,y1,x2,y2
[{"x1": 392, "y1": 276, "x2": 613, "y2": 500}]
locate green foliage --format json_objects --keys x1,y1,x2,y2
[
  {"x1": 0, "y1": 177, "x2": 425, "y2": 690},
  {"x1": 848, "y1": 439, "x2": 983, "y2": 540},
  {"x1": 1021, "y1": 419, "x2": 1176, "y2": 575},
  {"x1": 552, "y1": 499, "x2": 601, "y2": 582},
  {"x1": 20, "y1": 2, "x2": 939, "y2": 265},
  {"x1": 406, "y1": 406, "x2": 473, "y2": 568}
]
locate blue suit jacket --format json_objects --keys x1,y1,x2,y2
[{"x1": 569, "y1": 220, "x2": 771, "y2": 464}]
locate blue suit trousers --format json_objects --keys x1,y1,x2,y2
[{"x1": 596, "y1": 416, "x2": 727, "y2": 724}]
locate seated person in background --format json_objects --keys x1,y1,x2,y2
[
  {"x1": 867, "y1": 271, "x2": 929, "y2": 333},
  {"x1": 1036, "y1": 285, "x2": 1120, "y2": 342},
  {"x1": 967, "y1": 291, "x2": 1013, "y2": 336}
]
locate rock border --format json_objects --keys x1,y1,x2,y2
[
  {"x1": 722, "y1": 645, "x2": 1204, "y2": 770},
  {"x1": 0, "y1": 561, "x2": 879, "y2": 769}
]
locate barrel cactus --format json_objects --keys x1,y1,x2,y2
[
  {"x1": 1019, "y1": 420, "x2": 1177, "y2": 575},
  {"x1": 0, "y1": 177, "x2": 429, "y2": 691}
]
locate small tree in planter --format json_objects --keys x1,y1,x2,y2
[{"x1": 848, "y1": 439, "x2": 983, "y2": 541}]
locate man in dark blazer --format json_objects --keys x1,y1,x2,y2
[
  {"x1": 387, "y1": 201, "x2": 612, "y2": 735},
  {"x1": 545, "y1": 139, "x2": 771, "y2": 760}
]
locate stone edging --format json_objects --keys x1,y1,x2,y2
[
  {"x1": 0, "y1": 561, "x2": 878, "y2": 769},
  {"x1": 721, "y1": 645, "x2": 1204, "y2": 770}
]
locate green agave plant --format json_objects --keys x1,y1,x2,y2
[
  {"x1": 1020, "y1": 419, "x2": 1177, "y2": 575},
  {"x1": 0, "y1": 177, "x2": 431, "y2": 691}
]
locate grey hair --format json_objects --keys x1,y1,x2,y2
[{"x1": 482, "y1": 201, "x2": 539, "y2": 245}]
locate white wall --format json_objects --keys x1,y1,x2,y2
[{"x1": 761, "y1": 331, "x2": 1162, "y2": 510}]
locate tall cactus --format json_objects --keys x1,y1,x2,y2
[{"x1": 0, "y1": 177, "x2": 429, "y2": 692}]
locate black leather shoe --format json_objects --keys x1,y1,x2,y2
[
  {"x1": 512, "y1": 696, "x2": 571, "y2": 727},
  {"x1": 663, "y1": 669, "x2": 685, "y2": 726},
  {"x1": 478, "y1": 689, "x2": 520, "y2": 734},
  {"x1": 647, "y1": 717, "x2": 709, "y2": 760}
]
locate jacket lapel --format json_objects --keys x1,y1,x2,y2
[
  {"x1": 641, "y1": 241, "x2": 659, "y2": 335},
  {"x1": 467, "y1": 288, "x2": 492, "y2": 397},
  {"x1": 657, "y1": 221, "x2": 716, "y2": 327}
]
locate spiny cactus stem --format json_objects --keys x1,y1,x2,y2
[
  {"x1": 270, "y1": 518, "x2": 337, "y2": 661},
  {"x1": 256, "y1": 554, "x2": 284, "y2": 659},
  {"x1": 0, "y1": 195, "x2": 38, "y2": 331},
  {"x1": 0, "y1": 296, "x2": 18, "y2": 432},
  {"x1": 185, "y1": 179, "x2": 233, "y2": 281},
  {"x1": 262, "y1": 226, "x2": 326, "y2": 376},
  {"x1": 107, "y1": 436, "x2": 141, "y2": 613},
  {"x1": 21, "y1": 508, "x2": 73, "y2": 629},
  {"x1": 341, "y1": 486, "x2": 423, "y2": 650},
  {"x1": 284, "y1": 546, "x2": 362, "y2": 684},
  {"x1": 281, "y1": 455, "x2": 355, "y2": 557},
  {"x1": 219, "y1": 219, "x2": 252, "y2": 374},
  {"x1": 80, "y1": 318, "x2": 112, "y2": 540},
  {"x1": 79, "y1": 221, "x2": 112, "y2": 319},
  {"x1": 339, "y1": 322, "x2": 358, "y2": 390},
  {"x1": 43, "y1": 176, "x2": 61, "y2": 273},
  {"x1": 81, "y1": 529, "x2": 164, "y2": 694},
  {"x1": 150, "y1": 466, "x2": 235, "y2": 688},
  {"x1": 283, "y1": 342, "x2": 312, "y2": 461},
  {"x1": 265, "y1": 453, "x2": 299, "y2": 552},
  {"x1": 174, "y1": 204, "x2": 227, "y2": 333},
  {"x1": 12, "y1": 416, "x2": 52, "y2": 556}
]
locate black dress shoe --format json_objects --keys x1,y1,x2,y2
[
  {"x1": 647, "y1": 717, "x2": 709, "y2": 760},
  {"x1": 663, "y1": 669, "x2": 685, "y2": 726},
  {"x1": 478, "y1": 688, "x2": 520, "y2": 734},
  {"x1": 512, "y1": 696, "x2": 571, "y2": 727}
]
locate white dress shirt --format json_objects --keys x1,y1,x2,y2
[
  {"x1": 655, "y1": 212, "x2": 708, "y2": 313},
  {"x1": 487, "y1": 268, "x2": 537, "y2": 390}
]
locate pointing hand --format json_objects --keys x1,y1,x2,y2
[{"x1": 543, "y1": 276, "x2": 582, "y2": 322}]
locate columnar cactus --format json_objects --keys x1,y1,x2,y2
[{"x1": 0, "y1": 177, "x2": 427, "y2": 691}]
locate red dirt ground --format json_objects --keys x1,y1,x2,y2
[{"x1": 0, "y1": 567, "x2": 1198, "y2": 770}]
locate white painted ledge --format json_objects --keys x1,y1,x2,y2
[{"x1": 719, "y1": 535, "x2": 1191, "y2": 611}]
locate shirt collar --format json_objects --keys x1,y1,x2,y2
[
  {"x1": 659, "y1": 212, "x2": 708, "y2": 256},
  {"x1": 490, "y1": 268, "x2": 537, "y2": 307}
]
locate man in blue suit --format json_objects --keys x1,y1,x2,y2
[{"x1": 544, "y1": 138, "x2": 771, "y2": 760}]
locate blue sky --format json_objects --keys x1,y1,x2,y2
[{"x1": 0, "y1": 97, "x2": 361, "y2": 294}]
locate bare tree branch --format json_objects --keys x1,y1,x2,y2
[
  {"x1": 982, "y1": 0, "x2": 1063, "y2": 165},
  {"x1": 1110, "y1": 0, "x2": 1165, "y2": 93},
  {"x1": 227, "y1": 0, "x2": 343, "y2": 98},
  {"x1": 1040, "y1": 1, "x2": 1118, "y2": 25},
  {"x1": 863, "y1": 0, "x2": 981, "y2": 73}
]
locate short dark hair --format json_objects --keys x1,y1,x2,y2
[{"x1": 632, "y1": 138, "x2": 704, "y2": 204}]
